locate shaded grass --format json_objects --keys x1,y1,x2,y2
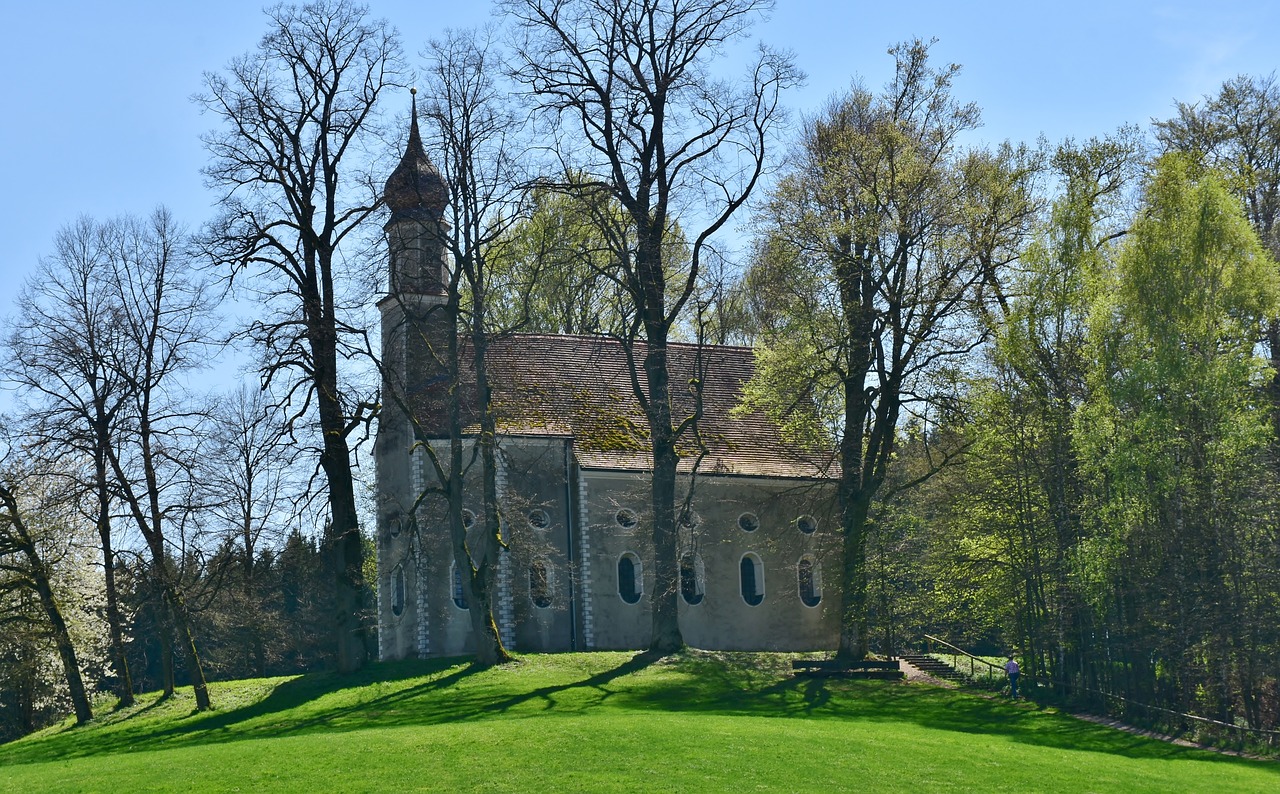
[{"x1": 1, "y1": 651, "x2": 1276, "y2": 792}]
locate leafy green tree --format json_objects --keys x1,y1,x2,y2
[
  {"x1": 1155, "y1": 75, "x2": 1280, "y2": 450},
  {"x1": 1078, "y1": 153, "x2": 1278, "y2": 723},
  {"x1": 746, "y1": 41, "x2": 1036, "y2": 658},
  {"x1": 973, "y1": 131, "x2": 1143, "y2": 688},
  {"x1": 485, "y1": 183, "x2": 633, "y2": 336}
]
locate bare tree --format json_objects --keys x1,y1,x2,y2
[
  {"x1": 205, "y1": 386, "x2": 297, "y2": 676},
  {"x1": 89, "y1": 209, "x2": 217, "y2": 710},
  {"x1": 416, "y1": 27, "x2": 531, "y2": 666},
  {"x1": 505, "y1": 0, "x2": 798, "y2": 652},
  {"x1": 4, "y1": 218, "x2": 137, "y2": 706},
  {"x1": 197, "y1": 0, "x2": 405, "y2": 672}
]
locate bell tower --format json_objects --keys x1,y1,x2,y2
[{"x1": 376, "y1": 89, "x2": 453, "y2": 660}]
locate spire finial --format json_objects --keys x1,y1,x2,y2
[{"x1": 407, "y1": 87, "x2": 422, "y2": 152}]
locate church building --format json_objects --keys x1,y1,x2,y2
[{"x1": 374, "y1": 106, "x2": 839, "y2": 659}]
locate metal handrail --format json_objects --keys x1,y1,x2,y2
[{"x1": 921, "y1": 633, "x2": 1004, "y2": 677}]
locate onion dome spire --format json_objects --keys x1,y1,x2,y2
[{"x1": 384, "y1": 88, "x2": 448, "y2": 218}]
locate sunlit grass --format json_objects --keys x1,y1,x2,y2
[{"x1": 1, "y1": 651, "x2": 1275, "y2": 792}]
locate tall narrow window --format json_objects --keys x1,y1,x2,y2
[
  {"x1": 618, "y1": 552, "x2": 642, "y2": 604},
  {"x1": 390, "y1": 565, "x2": 406, "y2": 616},
  {"x1": 740, "y1": 554, "x2": 764, "y2": 606},
  {"x1": 530, "y1": 559, "x2": 552, "y2": 609},
  {"x1": 798, "y1": 557, "x2": 821, "y2": 607},
  {"x1": 451, "y1": 562, "x2": 468, "y2": 610},
  {"x1": 680, "y1": 553, "x2": 705, "y2": 605}
]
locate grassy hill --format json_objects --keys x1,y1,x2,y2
[{"x1": 0, "y1": 651, "x2": 1275, "y2": 792}]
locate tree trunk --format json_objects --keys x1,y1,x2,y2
[
  {"x1": 837, "y1": 490, "x2": 872, "y2": 660},
  {"x1": 97, "y1": 511, "x2": 134, "y2": 707},
  {"x1": 30, "y1": 554, "x2": 93, "y2": 725},
  {"x1": 163, "y1": 582, "x2": 211, "y2": 711},
  {"x1": 471, "y1": 325, "x2": 512, "y2": 667},
  {"x1": 309, "y1": 285, "x2": 368, "y2": 675},
  {"x1": 644, "y1": 339, "x2": 683, "y2": 655}
]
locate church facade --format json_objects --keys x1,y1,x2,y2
[{"x1": 374, "y1": 109, "x2": 840, "y2": 659}]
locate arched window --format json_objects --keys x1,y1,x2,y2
[
  {"x1": 618, "y1": 552, "x2": 643, "y2": 604},
  {"x1": 740, "y1": 553, "x2": 764, "y2": 606},
  {"x1": 680, "y1": 552, "x2": 705, "y2": 605},
  {"x1": 529, "y1": 559, "x2": 552, "y2": 609},
  {"x1": 390, "y1": 565, "x2": 406, "y2": 617},
  {"x1": 451, "y1": 562, "x2": 468, "y2": 610},
  {"x1": 797, "y1": 557, "x2": 822, "y2": 607}
]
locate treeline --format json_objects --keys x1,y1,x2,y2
[{"x1": 818, "y1": 81, "x2": 1280, "y2": 737}]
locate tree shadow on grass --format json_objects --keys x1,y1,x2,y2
[
  {"x1": 0, "y1": 651, "x2": 664, "y2": 766},
  {"x1": 0, "y1": 657, "x2": 483, "y2": 765},
  {"x1": 476, "y1": 648, "x2": 666, "y2": 716}
]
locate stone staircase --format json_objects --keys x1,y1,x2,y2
[{"x1": 897, "y1": 652, "x2": 967, "y2": 682}]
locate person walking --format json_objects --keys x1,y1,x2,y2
[{"x1": 1004, "y1": 655, "x2": 1020, "y2": 699}]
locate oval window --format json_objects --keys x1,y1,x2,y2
[
  {"x1": 680, "y1": 553, "x2": 704, "y2": 605},
  {"x1": 796, "y1": 515, "x2": 817, "y2": 534},
  {"x1": 738, "y1": 512, "x2": 759, "y2": 532},
  {"x1": 390, "y1": 565, "x2": 406, "y2": 616},
  {"x1": 798, "y1": 557, "x2": 821, "y2": 607},
  {"x1": 530, "y1": 559, "x2": 552, "y2": 609},
  {"x1": 451, "y1": 563, "x2": 468, "y2": 610},
  {"x1": 616, "y1": 508, "x2": 638, "y2": 529},
  {"x1": 528, "y1": 509, "x2": 550, "y2": 530}
]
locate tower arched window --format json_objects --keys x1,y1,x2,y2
[
  {"x1": 680, "y1": 552, "x2": 705, "y2": 605},
  {"x1": 618, "y1": 552, "x2": 643, "y2": 604},
  {"x1": 797, "y1": 556, "x2": 822, "y2": 608},
  {"x1": 740, "y1": 553, "x2": 764, "y2": 606}
]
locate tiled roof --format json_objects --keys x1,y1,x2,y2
[{"x1": 435, "y1": 334, "x2": 835, "y2": 480}]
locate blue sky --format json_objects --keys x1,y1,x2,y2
[{"x1": 1, "y1": 0, "x2": 1276, "y2": 326}]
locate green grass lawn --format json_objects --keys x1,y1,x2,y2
[{"x1": 0, "y1": 651, "x2": 1275, "y2": 792}]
